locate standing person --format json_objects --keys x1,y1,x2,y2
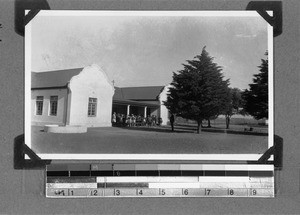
[
  {"x1": 126, "y1": 115, "x2": 130, "y2": 127},
  {"x1": 112, "y1": 112, "x2": 117, "y2": 126},
  {"x1": 170, "y1": 114, "x2": 175, "y2": 132},
  {"x1": 122, "y1": 114, "x2": 126, "y2": 126},
  {"x1": 151, "y1": 115, "x2": 155, "y2": 127},
  {"x1": 158, "y1": 117, "x2": 162, "y2": 126},
  {"x1": 116, "y1": 113, "x2": 121, "y2": 126},
  {"x1": 137, "y1": 115, "x2": 141, "y2": 126},
  {"x1": 142, "y1": 117, "x2": 146, "y2": 126},
  {"x1": 132, "y1": 114, "x2": 136, "y2": 127},
  {"x1": 128, "y1": 115, "x2": 132, "y2": 127},
  {"x1": 147, "y1": 115, "x2": 152, "y2": 127}
]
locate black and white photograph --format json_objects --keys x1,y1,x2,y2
[
  {"x1": 2, "y1": 0, "x2": 300, "y2": 212},
  {"x1": 25, "y1": 11, "x2": 273, "y2": 160}
]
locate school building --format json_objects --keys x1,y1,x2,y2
[{"x1": 31, "y1": 64, "x2": 170, "y2": 127}]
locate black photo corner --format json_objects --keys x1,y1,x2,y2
[
  {"x1": 13, "y1": 0, "x2": 283, "y2": 171},
  {"x1": 14, "y1": 0, "x2": 50, "y2": 36},
  {"x1": 14, "y1": 134, "x2": 51, "y2": 169},
  {"x1": 246, "y1": 1, "x2": 282, "y2": 37},
  {"x1": 14, "y1": 0, "x2": 51, "y2": 170}
]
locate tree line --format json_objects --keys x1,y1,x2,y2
[{"x1": 164, "y1": 46, "x2": 268, "y2": 133}]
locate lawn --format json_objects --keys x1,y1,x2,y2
[{"x1": 31, "y1": 125, "x2": 268, "y2": 154}]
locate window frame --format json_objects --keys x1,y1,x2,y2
[
  {"x1": 87, "y1": 97, "x2": 97, "y2": 117},
  {"x1": 35, "y1": 96, "x2": 44, "y2": 115},
  {"x1": 49, "y1": 96, "x2": 58, "y2": 116}
]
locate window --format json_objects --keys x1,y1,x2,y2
[
  {"x1": 88, "y1": 97, "x2": 97, "y2": 117},
  {"x1": 36, "y1": 96, "x2": 44, "y2": 115},
  {"x1": 49, "y1": 96, "x2": 58, "y2": 116}
]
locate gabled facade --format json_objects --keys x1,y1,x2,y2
[
  {"x1": 31, "y1": 64, "x2": 114, "y2": 127},
  {"x1": 31, "y1": 64, "x2": 170, "y2": 127}
]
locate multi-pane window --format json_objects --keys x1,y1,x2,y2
[
  {"x1": 88, "y1": 98, "x2": 97, "y2": 117},
  {"x1": 49, "y1": 96, "x2": 58, "y2": 116},
  {"x1": 36, "y1": 96, "x2": 44, "y2": 115}
]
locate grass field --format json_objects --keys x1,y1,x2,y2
[{"x1": 31, "y1": 125, "x2": 268, "y2": 154}]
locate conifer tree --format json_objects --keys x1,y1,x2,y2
[
  {"x1": 164, "y1": 46, "x2": 229, "y2": 133},
  {"x1": 242, "y1": 52, "x2": 268, "y2": 120}
]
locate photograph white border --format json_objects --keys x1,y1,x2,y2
[{"x1": 25, "y1": 10, "x2": 274, "y2": 161}]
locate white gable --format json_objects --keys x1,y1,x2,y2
[{"x1": 67, "y1": 64, "x2": 115, "y2": 127}]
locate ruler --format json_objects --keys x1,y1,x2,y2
[{"x1": 46, "y1": 164, "x2": 274, "y2": 198}]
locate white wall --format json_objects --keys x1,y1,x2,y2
[
  {"x1": 31, "y1": 89, "x2": 68, "y2": 125},
  {"x1": 67, "y1": 64, "x2": 115, "y2": 127},
  {"x1": 159, "y1": 84, "x2": 171, "y2": 125}
]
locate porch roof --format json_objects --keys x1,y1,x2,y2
[
  {"x1": 113, "y1": 98, "x2": 160, "y2": 108},
  {"x1": 114, "y1": 86, "x2": 165, "y2": 101}
]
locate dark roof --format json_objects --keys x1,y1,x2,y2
[
  {"x1": 113, "y1": 86, "x2": 164, "y2": 100},
  {"x1": 32, "y1": 68, "x2": 165, "y2": 101},
  {"x1": 31, "y1": 68, "x2": 83, "y2": 89},
  {"x1": 113, "y1": 98, "x2": 160, "y2": 108}
]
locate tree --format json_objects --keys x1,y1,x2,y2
[
  {"x1": 223, "y1": 88, "x2": 243, "y2": 129},
  {"x1": 204, "y1": 115, "x2": 218, "y2": 128},
  {"x1": 164, "y1": 46, "x2": 229, "y2": 133},
  {"x1": 242, "y1": 52, "x2": 268, "y2": 120}
]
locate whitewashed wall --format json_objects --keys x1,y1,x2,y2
[
  {"x1": 31, "y1": 89, "x2": 68, "y2": 125},
  {"x1": 159, "y1": 84, "x2": 171, "y2": 125},
  {"x1": 67, "y1": 64, "x2": 115, "y2": 127}
]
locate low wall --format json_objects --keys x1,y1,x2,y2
[{"x1": 44, "y1": 125, "x2": 87, "y2": 133}]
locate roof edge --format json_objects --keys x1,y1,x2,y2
[{"x1": 31, "y1": 86, "x2": 68, "y2": 90}]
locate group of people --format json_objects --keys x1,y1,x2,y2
[{"x1": 112, "y1": 112, "x2": 163, "y2": 127}]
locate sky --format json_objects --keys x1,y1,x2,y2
[{"x1": 29, "y1": 11, "x2": 269, "y2": 90}]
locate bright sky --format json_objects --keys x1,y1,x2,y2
[{"x1": 29, "y1": 11, "x2": 269, "y2": 90}]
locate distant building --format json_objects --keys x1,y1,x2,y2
[
  {"x1": 113, "y1": 86, "x2": 166, "y2": 122},
  {"x1": 31, "y1": 64, "x2": 170, "y2": 127}
]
